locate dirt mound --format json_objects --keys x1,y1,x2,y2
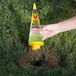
[{"x1": 16, "y1": 50, "x2": 60, "y2": 70}]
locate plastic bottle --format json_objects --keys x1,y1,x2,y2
[{"x1": 28, "y1": 3, "x2": 44, "y2": 50}]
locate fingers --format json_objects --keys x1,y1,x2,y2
[
  {"x1": 42, "y1": 35, "x2": 52, "y2": 40},
  {"x1": 41, "y1": 30, "x2": 54, "y2": 40},
  {"x1": 42, "y1": 34, "x2": 54, "y2": 40}
]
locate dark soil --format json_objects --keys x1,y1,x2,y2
[{"x1": 16, "y1": 50, "x2": 60, "y2": 70}]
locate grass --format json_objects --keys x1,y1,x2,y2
[{"x1": 0, "y1": 0, "x2": 76, "y2": 76}]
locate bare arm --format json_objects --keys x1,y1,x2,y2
[
  {"x1": 58, "y1": 16, "x2": 76, "y2": 32},
  {"x1": 41, "y1": 16, "x2": 76, "y2": 40}
]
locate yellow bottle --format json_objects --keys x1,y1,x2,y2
[{"x1": 28, "y1": 3, "x2": 44, "y2": 50}]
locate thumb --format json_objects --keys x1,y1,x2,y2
[
  {"x1": 41, "y1": 25, "x2": 49, "y2": 31},
  {"x1": 41, "y1": 25, "x2": 46, "y2": 29}
]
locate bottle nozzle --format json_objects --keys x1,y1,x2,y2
[
  {"x1": 33, "y1": 3, "x2": 36, "y2": 10},
  {"x1": 32, "y1": 45, "x2": 40, "y2": 50}
]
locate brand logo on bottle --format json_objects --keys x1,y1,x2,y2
[{"x1": 33, "y1": 14, "x2": 38, "y2": 19}]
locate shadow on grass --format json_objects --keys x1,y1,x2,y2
[{"x1": 8, "y1": 4, "x2": 30, "y2": 46}]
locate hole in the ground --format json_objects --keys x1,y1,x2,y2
[
  {"x1": 31, "y1": 61, "x2": 42, "y2": 67},
  {"x1": 17, "y1": 50, "x2": 60, "y2": 69}
]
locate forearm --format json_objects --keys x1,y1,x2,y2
[{"x1": 58, "y1": 16, "x2": 76, "y2": 32}]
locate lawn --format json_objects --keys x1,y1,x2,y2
[{"x1": 0, "y1": 0, "x2": 76, "y2": 76}]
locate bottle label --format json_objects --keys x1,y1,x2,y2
[
  {"x1": 31, "y1": 13, "x2": 40, "y2": 28},
  {"x1": 29, "y1": 29, "x2": 43, "y2": 42},
  {"x1": 29, "y1": 9, "x2": 43, "y2": 43}
]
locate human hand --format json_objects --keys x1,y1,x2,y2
[
  {"x1": 41, "y1": 23, "x2": 60, "y2": 40},
  {"x1": 41, "y1": 16, "x2": 76, "y2": 40}
]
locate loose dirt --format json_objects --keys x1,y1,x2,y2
[{"x1": 16, "y1": 50, "x2": 60, "y2": 70}]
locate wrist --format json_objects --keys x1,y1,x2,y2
[
  {"x1": 57, "y1": 22, "x2": 63, "y2": 33},
  {"x1": 47, "y1": 23, "x2": 60, "y2": 31}
]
